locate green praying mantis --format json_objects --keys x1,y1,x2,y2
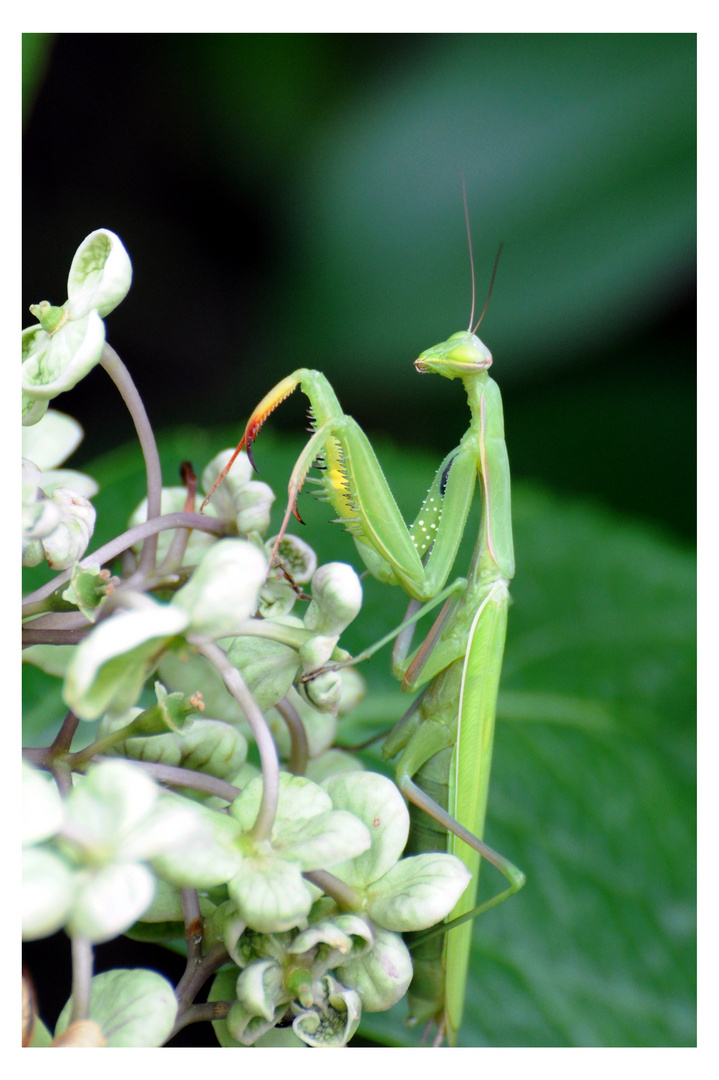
[{"x1": 201, "y1": 247, "x2": 525, "y2": 1046}]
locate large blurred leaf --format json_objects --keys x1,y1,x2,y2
[
  {"x1": 356, "y1": 474, "x2": 695, "y2": 1048},
  {"x1": 179, "y1": 33, "x2": 695, "y2": 390},
  {"x1": 22, "y1": 424, "x2": 695, "y2": 1046},
  {"x1": 21, "y1": 34, "x2": 53, "y2": 126}
]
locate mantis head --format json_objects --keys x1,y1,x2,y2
[{"x1": 414, "y1": 331, "x2": 493, "y2": 379}]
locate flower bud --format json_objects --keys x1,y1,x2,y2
[
  {"x1": 201, "y1": 449, "x2": 254, "y2": 518},
  {"x1": 235, "y1": 480, "x2": 275, "y2": 537},
  {"x1": 38, "y1": 487, "x2": 96, "y2": 570},
  {"x1": 172, "y1": 538, "x2": 267, "y2": 638},
  {"x1": 21, "y1": 229, "x2": 132, "y2": 407},
  {"x1": 298, "y1": 668, "x2": 343, "y2": 714},
  {"x1": 66, "y1": 228, "x2": 133, "y2": 319},
  {"x1": 268, "y1": 534, "x2": 317, "y2": 585},
  {"x1": 303, "y1": 563, "x2": 363, "y2": 638}
]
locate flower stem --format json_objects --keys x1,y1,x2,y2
[
  {"x1": 100, "y1": 343, "x2": 163, "y2": 579},
  {"x1": 181, "y1": 888, "x2": 204, "y2": 964},
  {"x1": 303, "y1": 870, "x2": 363, "y2": 911},
  {"x1": 88, "y1": 756, "x2": 242, "y2": 803},
  {"x1": 69, "y1": 935, "x2": 94, "y2": 1023},
  {"x1": 174, "y1": 942, "x2": 229, "y2": 1013},
  {"x1": 274, "y1": 695, "x2": 309, "y2": 776},
  {"x1": 166, "y1": 999, "x2": 231, "y2": 1041},
  {"x1": 22, "y1": 511, "x2": 225, "y2": 610},
  {"x1": 192, "y1": 638, "x2": 279, "y2": 842}
]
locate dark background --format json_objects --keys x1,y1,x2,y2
[
  {"x1": 22, "y1": 33, "x2": 696, "y2": 1048},
  {"x1": 23, "y1": 34, "x2": 695, "y2": 542}
]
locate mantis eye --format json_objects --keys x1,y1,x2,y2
[{"x1": 447, "y1": 343, "x2": 491, "y2": 366}]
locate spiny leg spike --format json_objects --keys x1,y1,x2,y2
[{"x1": 199, "y1": 435, "x2": 247, "y2": 512}]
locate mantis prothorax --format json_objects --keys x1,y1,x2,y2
[{"x1": 201, "y1": 254, "x2": 525, "y2": 1046}]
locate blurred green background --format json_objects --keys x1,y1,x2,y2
[{"x1": 22, "y1": 34, "x2": 695, "y2": 1047}]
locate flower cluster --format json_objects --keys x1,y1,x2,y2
[{"x1": 21, "y1": 231, "x2": 471, "y2": 1049}]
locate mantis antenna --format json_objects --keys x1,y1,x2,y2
[
  {"x1": 473, "y1": 242, "x2": 504, "y2": 334},
  {"x1": 460, "y1": 173, "x2": 504, "y2": 334}
]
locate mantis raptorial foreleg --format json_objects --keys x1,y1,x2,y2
[{"x1": 204, "y1": 282, "x2": 524, "y2": 1043}]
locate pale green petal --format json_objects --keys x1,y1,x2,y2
[
  {"x1": 119, "y1": 794, "x2": 209, "y2": 862},
  {"x1": 22, "y1": 389, "x2": 49, "y2": 426},
  {"x1": 64, "y1": 759, "x2": 159, "y2": 845},
  {"x1": 55, "y1": 969, "x2": 176, "y2": 1048},
  {"x1": 367, "y1": 852, "x2": 472, "y2": 932},
  {"x1": 21, "y1": 408, "x2": 83, "y2": 469},
  {"x1": 22, "y1": 761, "x2": 64, "y2": 846},
  {"x1": 39, "y1": 468, "x2": 99, "y2": 498},
  {"x1": 229, "y1": 771, "x2": 332, "y2": 834},
  {"x1": 228, "y1": 854, "x2": 314, "y2": 933},
  {"x1": 22, "y1": 847, "x2": 75, "y2": 940},
  {"x1": 63, "y1": 604, "x2": 189, "y2": 720},
  {"x1": 150, "y1": 802, "x2": 242, "y2": 889},
  {"x1": 236, "y1": 958, "x2": 285, "y2": 1019},
  {"x1": 39, "y1": 487, "x2": 96, "y2": 569},
  {"x1": 172, "y1": 538, "x2": 267, "y2": 637},
  {"x1": 292, "y1": 975, "x2": 362, "y2": 1047},
  {"x1": 66, "y1": 229, "x2": 133, "y2": 319},
  {"x1": 273, "y1": 809, "x2": 371, "y2": 871},
  {"x1": 335, "y1": 925, "x2": 412, "y2": 1011},
  {"x1": 21, "y1": 309, "x2": 106, "y2": 399},
  {"x1": 305, "y1": 748, "x2": 365, "y2": 783},
  {"x1": 322, "y1": 771, "x2": 409, "y2": 888},
  {"x1": 226, "y1": 998, "x2": 285, "y2": 1046},
  {"x1": 67, "y1": 861, "x2": 155, "y2": 943}
]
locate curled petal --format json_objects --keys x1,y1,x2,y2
[{"x1": 66, "y1": 228, "x2": 133, "y2": 319}]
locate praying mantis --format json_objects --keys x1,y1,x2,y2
[{"x1": 202, "y1": 252, "x2": 525, "y2": 1046}]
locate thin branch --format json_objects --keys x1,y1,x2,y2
[
  {"x1": 174, "y1": 942, "x2": 229, "y2": 1013},
  {"x1": 191, "y1": 638, "x2": 279, "y2": 842},
  {"x1": 22, "y1": 511, "x2": 226, "y2": 610},
  {"x1": 86, "y1": 756, "x2": 242, "y2": 802},
  {"x1": 100, "y1": 343, "x2": 163, "y2": 578},
  {"x1": 303, "y1": 870, "x2": 362, "y2": 911},
  {"x1": 166, "y1": 1000, "x2": 232, "y2": 1041},
  {"x1": 69, "y1": 935, "x2": 94, "y2": 1023},
  {"x1": 274, "y1": 695, "x2": 309, "y2": 776},
  {"x1": 22, "y1": 625, "x2": 92, "y2": 647},
  {"x1": 181, "y1": 888, "x2": 204, "y2": 964}
]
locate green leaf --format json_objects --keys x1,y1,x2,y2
[
  {"x1": 55, "y1": 968, "x2": 177, "y2": 1047},
  {"x1": 352, "y1": 462, "x2": 695, "y2": 1046}
]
